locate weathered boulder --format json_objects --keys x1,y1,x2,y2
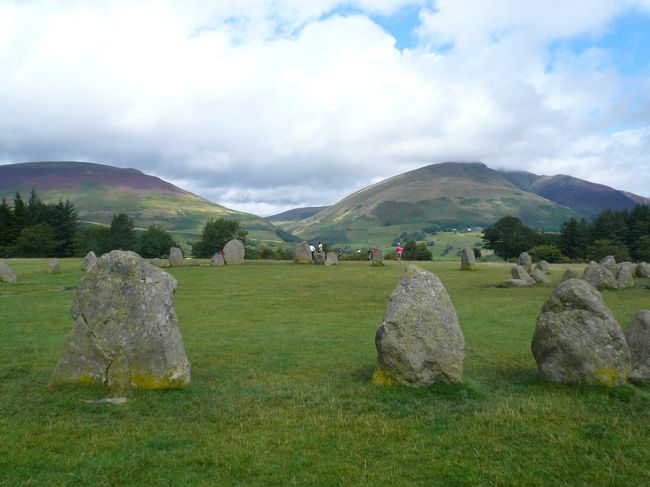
[
  {"x1": 637, "y1": 262, "x2": 649, "y2": 278},
  {"x1": 371, "y1": 249, "x2": 385, "y2": 266},
  {"x1": 0, "y1": 261, "x2": 17, "y2": 283},
  {"x1": 373, "y1": 265, "x2": 465, "y2": 386},
  {"x1": 615, "y1": 262, "x2": 635, "y2": 289},
  {"x1": 531, "y1": 268, "x2": 551, "y2": 285},
  {"x1": 460, "y1": 248, "x2": 477, "y2": 271},
  {"x1": 561, "y1": 269, "x2": 580, "y2": 283},
  {"x1": 47, "y1": 259, "x2": 60, "y2": 274},
  {"x1": 324, "y1": 252, "x2": 338, "y2": 267},
  {"x1": 624, "y1": 310, "x2": 650, "y2": 384},
  {"x1": 582, "y1": 261, "x2": 617, "y2": 290},
  {"x1": 210, "y1": 253, "x2": 225, "y2": 267},
  {"x1": 150, "y1": 258, "x2": 167, "y2": 268},
  {"x1": 531, "y1": 278, "x2": 630, "y2": 386},
  {"x1": 535, "y1": 260, "x2": 550, "y2": 273},
  {"x1": 313, "y1": 252, "x2": 326, "y2": 265},
  {"x1": 223, "y1": 239, "x2": 245, "y2": 265},
  {"x1": 498, "y1": 279, "x2": 534, "y2": 288},
  {"x1": 50, "y1": 250, "x2": 191, "y2": 389},
  {"x1": 83, "y1": 251, "x2": 97, "y2": 271},
  {"x1": 517, "y1": 252, "x2": 532, "y2": 268},
  {"x1": 511, "y1": 265, "x2": 535, "y2": 285},
  {"x1": 293, "y1": 242, "x2": 313, "y2": 264},
  {"x1": 599, "y1": 255, "x2": 618, "y2": 274},
  {"x1": 169, "y1": 247, "x2": 184, "y2": 267}
]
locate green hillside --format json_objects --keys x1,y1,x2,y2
[
  {"x1": 0, "y1": 162, "x2": 288, "y2": 243},
  {"x1": 292, "y1": 162, "x2": 576, "y2": 245}
]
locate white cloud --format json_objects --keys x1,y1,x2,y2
[{"x1": 0, "y1": 0, "x2": 649, "y2": 216}]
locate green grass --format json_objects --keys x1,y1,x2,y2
[{"x1": 1, "y1": 259, "x2": 649, "y2": 485}]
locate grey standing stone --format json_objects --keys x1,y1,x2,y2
[
  {"x1": 293, "y1": 242, "x2": 313, "y2": 264},
  {"x1": 373, "y1": 265, "x2": 465, "y2": 386},
  {"x1": 325, "y1": 252, "x2": 338, "y2": 267},
  {"x1": 615, "y1": 262, "x2": 635, "y2": 289},
  {"x1": 47, "y1": 259, "x2": 60, "y2": 274},
  {"x1": 637, "y1": 262, "x2": 649, "y2": 278},
  {"x1": 624, "y1": 311, "x2": 650, "y2": 384},
  {"x1": 313, "y1": 252, "x2": 326, "y2": 265},
  {"x1": 599, "y1": 255, "x2": 618, "y2": 274},
  {"x1": 0, "y1": 261, "x2": 17, "y2": 283},
  {"x1": 517, "y1": 252, "x2": 532, "y2": 268},
  {"x1": 511, "y1": 265, "x2": 535, "y2": 285},
  {"x1": 210, "y1": 253, "x2": 225, "y2": 267},
  {"x1": 83, "y1": 251, "x2": 97, "y2": 271},
  {"x1": 371, "y1": 249, "x2": 385, "y2": 266},
  {"x1": 49, "y1": 250, "x2": 191, "y2": 390},
  {"x1": 169, "y1": 247, "x2": 184, "y2": 267},
  {"x1": 460, "y1": 248, "x2": 477, "y2": 271},
  {"x1": 535, "y1": 260, "x2": 550, "y2": 273},
  {"x1": 531, "y1": 278, "x2": 630, "y2": 386},
  {"x1": 531, "y1": 268, "x2": 551, "y2": 285},
  {"x1": 498, "y1": 279, "x2": 534, "y2": 288},
  {"x1": 582, "y1": 261, "x2": 617, "y2": 290},
  {"x1": 223, "y1": 239, "x2": 245, "y2": 265},
  {"x1": 150, "y1": 258, "x2": 168, "y2": 268},
  {"x1": 561, "y1": 269, "x2": 580, "y2": 283}
]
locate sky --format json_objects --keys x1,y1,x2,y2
[{"x1": 1, "y1": 0, "x2": 649, "y2": 216}]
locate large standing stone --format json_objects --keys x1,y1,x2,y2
[
  {"x1": 371, "y1": 249, "x2": 385, "y2": 266},
  {"x1": 511, "y1": 265, "x2": 535, "y2": 285},
  {"x1": 535, "y1": 260, "x2": 550, "y2": 273},
  {"x1": 313, "y1": 252, "x2": 326, "y2": 265},
  {"x1": 561, "y1": 269, "x2": 580, "y2": 283},
  {"x1": 223, "y1": 239, "x2": 245, "y2": 265},
  {"x1": 169, "y1": 247, "x2": 184, "y2": 267},
  {"x1": 83, "y1": 251, "x2": 97, "y2": 271},
  {"x1": 637, "y1": 262, "x2": 649, "y2": 278},
  {"x1": 47, "y1": 259, "x2": 60, "y2": 274},
  {"x1": 615, "y1": 262, "x2": 635, "y2": 289},
  {"x1": 517, "y1": 252, "x2": 532, "y2": 268},
  {"x1": 582, "y1": 261, "x2": 617, "y2": 290},
  {"x1": 460, "y1": 248, "x2": 477, "y2": 271},
  {"x1": 531, "y1": 268, "x2": 551, "y2": 285},
  {"x1": 325, "y1": 252, "x2": 338, "y2": 267},
  {"x1": 49, "y1": 250, "x2": 191, "y2": 390},
  {"x1": 373, "y1": 265, "x2": 465, "y2": 386},
  {"x1": 210, "y1": 253, "x2": 225, "y2": 267},
  {"x1": 293, "y1": 242, "x2": 313, "y2": 264},
  {"x1": 624, "y1": 311, "x2": 650, "y2": 384},
  {"x1": 531, "y1": 278, "x2": 630, "y2": 386},
  {"x1": 0, "y1": 261, "x2": 17, "y2": 283},
  {"x1": 599, "y1": 255, "x2": 618, "y2": 274}
]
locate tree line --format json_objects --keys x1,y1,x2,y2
[{"x1": 482, "y1": 204, "x2": 650, "y2": 262}]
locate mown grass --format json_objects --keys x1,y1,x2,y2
[{"x1": 1, "y1": 259, "x2": 649, "y2": 486}]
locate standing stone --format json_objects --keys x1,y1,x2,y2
[
  {"x1": 293, "y1": 242, "x2": 313, "y2": 264},
  {"x1": 49, "y1": 250, "x2": 191, "y2": 390},
  {"x1": 210, "y1": 253, "x2": 225, "y2": 267},
  {"x1": 47, "y1": 259, "x2": 60, "y2": 274},
  {"x1": 511, "y1": 265, "x2": 535, "y2": 285},
  {"x1": 371, "y1": 249, "x2": 385, "y2": 266},
  {"x1": 150, "y1": 258, "x2": 167, "y2": 268},
  {"x1": 325, "y1": 252, "x2": 338, "y2": 267},
  {"x1": 535, "y1": 260, "x2": 550, "y2": 273},
  {"x1": 531, "y1": 268, "x2": 551, "y2": 285},
  {"x1": 615, "y1": 262, "x2": 635, "y2": 289},
  {"x1": 460, "y1": 248, "x2": 477, "y2": 271},
  {"x1": 83, "y1": 251, "x2": 97, "y2": 271},
  {"x1": 531, "y1": 278, "x2": 630, "y2": 386},
  {"x1": 313, "y1": 252, "x2": 326, "y2": 265},
  {"x1": 373, "y1": 265, "x2": 465, "y2": 386},
  {"x1": 498, "y1": 279, "x2": 534, "y2": 288},
  {"x1": 624, "y1": 311, "x2": 650, "y2": 384},
  {"x1": 517, "y1": 252, "x2": 532, "y2": 268},
  {"x1": 223, "y1": 239, "x2": 245, "y2": 265},
  {"x1": 0, "y1": 261, "x2": 17, "y2": 283},
  {"x1": 582, "y1": 261, "x2": 617, "y2": 290},
  {"x1": 637, "y1": 262, "x2": 649, "y2": 278},
  {"x1": 169, "y1": 247, "x2": 184, "y2": 267},
  {"x1": 561, "y1": 269, "x2": 580, "y2": 283},
  {"x1": 599, "y1": 255, "x2": 618, "y2": 274}
]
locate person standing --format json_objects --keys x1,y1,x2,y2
[{"x1": 396, "y1": 242, "x2": 404, "y2": 262}]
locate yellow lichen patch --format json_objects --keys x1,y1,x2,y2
[
  {"x1": 594, "y1": 365, "x2": 628, "y2": 387},
  {"x1": 371, "y1": 365, "x2": 397, "y2": 386},
  {"x1": 129, "y1": 371, "x2": 189, "y2": 390}
]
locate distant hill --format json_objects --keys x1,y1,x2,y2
[
  {"x1": 288, "y1": 162, "x2": 648, "y2": 246},
  {"x1": 0, "y1": 161, "x2": 290, "y2": 243},
  {"x1": 266, "y1": 206, "x2": 330, "y2": 232}
]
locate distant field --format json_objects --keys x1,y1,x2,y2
[{"x1": 1, "y1": 259, "x2": 649, "y2": 485}]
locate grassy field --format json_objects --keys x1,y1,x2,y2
[{"x1": 1, "y1": 259, "x2": 649, "y2": 486}]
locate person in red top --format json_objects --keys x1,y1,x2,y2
[{"x1": 396, "y1": 242, "x2": 404, "y2": 262}]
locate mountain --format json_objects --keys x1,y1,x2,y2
[
  {"x1": 266, "y1": 206, "x2": 330, "y2": 232},
  {"x1": 289, "y1": 162, "x2": 648, "y2": 246},
  {"x1": 0, "y1": 161, "x2": 289, "y2": 243}
]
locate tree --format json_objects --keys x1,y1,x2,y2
[
  {"x1": 138, "y1": 226, "x2": 176, "y2": 258},
  {"x1": 74, "y1": 225, "x2": 111, "y2": 256},
  {"x1": 109, "y1": 213, "x2": 137, "y2": 251},
  {"x1": 12, "y1": 192, "x2": 27, "y2": 240},
  {"x1": 402, "y1": 241, "x2": 432, "y2": 261},
  {"x1": 528, "y1": 245, "x2": 566, "y2": 263},
  {"x1": 15, "y1": 223, "x2": 55, "y2": 257},
  {"x1": 47, "y1": 200, "x2": 79, "y2": 257},
  {"x1": 0, "y1": 198, "x2": 12, "y2": 246},
  {"x1": 560, "y1": 217, "x2": 591, "y2": 260},
  {"x1": 26, "y1": 188, "x2": 47, "y2": 226},
  {"x1": 586, "y1": 239, "x2": 631, "y2": 262},
  {"x1": 636, "y1": 235, "x2": 650, "y2": 262},
  {"x1": 192, "y1": 218, "x2": 248, "y2": 258},
  {"x1": 482, "y1": 216, "x2": 537, "y2": 260}
]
